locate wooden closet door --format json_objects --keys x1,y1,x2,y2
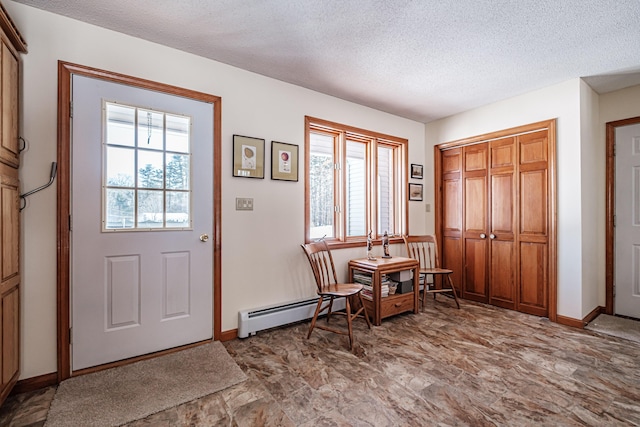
[
  {"x1": 517, "y1": 130, "x2": 549, "y2": 316},
  {"x1": 463, "y1": 143, "x2": 489, "y2": 302},
  {"x1": 489, "y1": 137, "x2": 516, "y2": 309},
  {"x1": 441, "y1": 148, "x2": 463, "y2": 294}
]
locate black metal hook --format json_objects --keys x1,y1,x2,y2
[{"x1": 19, "y1": 162, "x2": 57, "y2": 211}]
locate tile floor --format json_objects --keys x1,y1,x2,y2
[{"x1": 1, "y1": 298, "x2": 639, "y2": 426}]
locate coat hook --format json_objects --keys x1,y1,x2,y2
[{"x1": 19, "y1": 162, "x2": 57, "y2": 211}]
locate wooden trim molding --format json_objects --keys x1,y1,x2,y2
[
  {"x1": 219, "y1": 329, "x2": 238, "y2": 342},
  {"x1": 0, "y1": 2, "x2": 27, "y2": 53},
  {"x1": 10, "y1": 372, "x2": 57, "y2": 396},
  {"x1": 57, "y1": 61, "x2": 222, "y2": 381},
  {"x1": 582, "y1": 305, "x2": 603, "y2": 326},
  {"x1": 605, "y1": 116, "x2": 640, "y2": 315},
  {"x1": 556, "y1": 315, "x2": 586, "y2": 329}
]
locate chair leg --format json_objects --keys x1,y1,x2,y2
[
  {"x1": 447, "y1": 274, "x2": 461, "y2": 309},
  {"x1": 345, "y1": 297, "x2": 354, "y2": 350},
  {"x1": 307, "y1": 297, "x2": 324, "y2": 339},
  {"x1": 358, "y1": 293, "x2": 372, "y2": 328},
  {"x1": 326, "y1": 296, "x2": 334, "y2": 323}
]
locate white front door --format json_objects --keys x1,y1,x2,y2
[
  {"x1": 71, "y1": 75, "x2": 214, "y2": 370},
  {"x1": 615, "y1": 122, "x2": 640, "y2": 319}
]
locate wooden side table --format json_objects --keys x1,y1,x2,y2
[{"x1": 348, "y1": 256, "x2": 419, "y2": 326}]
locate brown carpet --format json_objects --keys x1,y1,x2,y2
[{"x1": 45, "y1": 341, "x2": 247, "y2": 427}]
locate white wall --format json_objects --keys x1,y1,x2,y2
[
  {"x1": 579, "y1": 80, "x2": 603, "y2": 315},
  {"x1": 6, "y1": 2, "x2": 426, "y2": 379},
  {"x1": 424, "y1": 79, "x2": 585, "y2": 320}
]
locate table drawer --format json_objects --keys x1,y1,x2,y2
[{"x1": 380, "y1": 294, "x2": 414, "y2": 319}]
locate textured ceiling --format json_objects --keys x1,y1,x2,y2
[{"x1": 12, "y1": 0, "x2": 640, "y2": 123}]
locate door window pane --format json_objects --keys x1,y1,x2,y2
[
  {"x1": 166, "y1": 114, "x2": 190, "y2": 153},
  {"x1": 309, "y1": 132, "x2": 334, "y2": 239},
  {"x1": 106, "y1": 146, "x2": 134, "y2": 187},
  {"x1": 137, "y1": 190, "x2": 163, "y2": 228},
  {"x1": 166, "y1": 154, "x2": 190, "y2": 190},
  {"x1": 105, "y1": 188, "x2": 134, "y2": 229},
  {"x1": 106, "y1": 104, "x2": 135, "y2": 147},
  {"x1": 137, "y1": 109, "x2": 164, "y2": 150},
  {"x1": 166, "y1": 191, "x2": 190, "y2": 228},
  {"x1": 138, "y1": 150, "x2": 164, "y2": 189}
]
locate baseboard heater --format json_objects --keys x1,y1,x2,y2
[{"x1": 238, "y1": 296, "x2": 346, "y2": 338}]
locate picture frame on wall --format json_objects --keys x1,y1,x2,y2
[
  {"x1": 233, "y1": 135, "x2": 265, "y2": 178},
  {"x1": 411, "y1": 163, "x2": 423, "y2": 179},
  {"x1": 271, "y1": 141, "x2": 299, "y2": 182},
  {"x1": 409, "y1": 183, "x2": 423, "y2": 201}
]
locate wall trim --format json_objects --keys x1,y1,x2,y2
[
  {"x1": 556, "y1": 315, "x2": 585, "y2": 329},
  {"x1": 10, "y1": 372, "x2": 57, "y2": 395},
  {"x1": 582, "y1": 305, "x2": 603, "y2": 326},
  {"x1": 220, "y1": 329, "x2": 238, "y2": 341},
  {"x1": 605, "y1": 116, "x2": 640, "y2": 315}
]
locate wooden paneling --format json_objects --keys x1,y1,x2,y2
[
  {"x1": 0, "y1": 41, "x2": 18, "y2": 168},
  {"x1": 436, "y1": 121, "x2": 555, "y2": 320},
  {"x1": 519, "y1": 242, "x2": 548, "y2": 316},
  {"x1": 443, "y1": 236, "x2": 462, "y2": 294},
  {"x1": 464, "y1": 238, "x2": 487, "y2": 301},
  {"x1": 0, "y1": 7, "x2": 22, "y2": 404}
]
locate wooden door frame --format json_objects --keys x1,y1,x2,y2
[
  {"x1": 434, "y1": 119, "x2": 557, "y2": 322},
  {"x1": 605, "y1": 116, "x2": 640, "y2": 315},
  {"x1": 56, "y1": 61, "x2": 222, "y2": 381}
]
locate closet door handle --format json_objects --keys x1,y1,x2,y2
[
  {"x1": 490, "y1": 234, "x2": 496, "y2": 239},
  {"x1": 480, "y1": 233, "x2": 486, "y2": 239}
]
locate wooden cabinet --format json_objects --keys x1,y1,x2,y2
[
  {"x1": 348, "y1": 257, "x2": 419, "y2": 326},
  {"x1": 0, "y1": 3, "x2": 26, "y2": 406},
  {"x1": 438, "y1": 122, "x2": 554, "y2": 318}
]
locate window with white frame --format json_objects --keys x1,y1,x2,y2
[
  {"x1": 305, "y1": 116, "x2": 407, "y2": 245},
  {"x1": 103, "y1": 101, "x2": 192, "y2": 231}
]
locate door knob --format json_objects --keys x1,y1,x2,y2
[
  {"x1": 490, "y1": 234, "x2": 496, "y2": 239},
  {"x1": 199, "y1": 234, "x2": 209, "y2": 242},
  {"x1": 480, "y1": 233, "x2": 486, "y2": 239}
]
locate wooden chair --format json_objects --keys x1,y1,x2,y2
[
  {"x1": 301, "y1": 240, "x2": 371, "y2": 349},
  {"x1": 403, "y1": 235, "x2": 460, "y2": 309}
]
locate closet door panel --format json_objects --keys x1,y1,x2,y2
[
  {"x1": 519, "y1": 241, "x2": 548, "y2": 316},
  {"x1": 490, "y1": 240, "x2": 515, "y2": 308},
  {"x1": 464, "y1": 238, "x2": 487, "y2": 301},
  {"x1": 441, "y1": 148, "x2": 462, "y2": 292},
  {"x1": 443, "y1": 236, "x2": 462, "y2": 294},
  {"x1": 0, "y1": 42, "x2": 19, "y2": 168}
]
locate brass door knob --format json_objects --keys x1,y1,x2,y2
[{"x1": 199, "y1": 234, "x2": 209, "y2": 242}]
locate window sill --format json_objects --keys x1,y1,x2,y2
[{"x1": 320, "y1": 237, "x2": 405, "y2": 250}]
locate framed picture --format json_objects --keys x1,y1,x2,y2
[
  {"x1": 233, "y1": 135, "x2": 264, "y2": 178},
  {"x1": 411, "y1": 164, "x2": 423, "y2": 179},
  {"x1": 409, "y1": 183, "x2": 423, "y2": 201},
  {"x1": 271, "y1": 141, "x2": 299, "y2": 182}
]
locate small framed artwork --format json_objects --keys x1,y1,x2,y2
[
  {"x1": 409, "y1": 183, "x2": 423, "y2": 201},
  {"x1": 271, "y1": 141, "x2": 299, "y2": 182},
  {"x1": 411, "y1": 164, "x2": 423, "y2": 179},
  {"x1": 233, "y1": 135, "x2": 265, "y2": 178}
]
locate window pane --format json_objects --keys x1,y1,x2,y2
[
  {"x1": 105, "y1": 188, "x2": 134, "y2": 229},
  {"x1": 166, "y1": 153, "x2": 190, "y2": 190},
  {"x1": 346, "y1": 140, "x2": 366, "y2": 237},
  {"x1": 106, "y1": 146, "x2": 135, "y2": 187},
  {"x1": 138, "y1": 150, "x2": 164, "y2": 189},
  {"x1": 106, "y1": 104, "x2": 135, "y2": 147},
  {"x1": 166, "y1": 114, "x2": 190, "y2": 153},
  {"x1": 138, "y1": 190, "x2": 164, "y2": 228},
  {"x1": 166, "y1": 191, "x2": 190, "y2": 228},
  {"x1": 137, "y1": 109, "x2": 164, "y2": 150},
  {"x1": 309, "y1": 132, "x2": 334, "y2": 239},
  {"x1": 378, "y1": 146, "x2": 395, "y2": 234}
]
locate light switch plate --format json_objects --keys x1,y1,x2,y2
[{"x1": 236, "y1": 197, "x2": 253, "y2": 211}]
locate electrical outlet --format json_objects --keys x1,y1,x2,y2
[
  {"x1": 425, "y1": 203, "x2": 431, "y2": 212},
  {"x1": 236, "y1": 197, "x2": 253, "y2": 211}
]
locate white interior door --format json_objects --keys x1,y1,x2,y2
[
  {"x1": 615, "y1": 122, "x2": 640, "y2": 319},
  {"x1": 71, "y1": 75, "x2": 214, "y2": 370}
]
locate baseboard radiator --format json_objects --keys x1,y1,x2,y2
[{"x1": 238, "y1": 296, "x2": 346, "y2": 338}]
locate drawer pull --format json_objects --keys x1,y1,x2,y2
[{"x1": 394, "y1": 302, "x2": 402, "y2": 307}]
